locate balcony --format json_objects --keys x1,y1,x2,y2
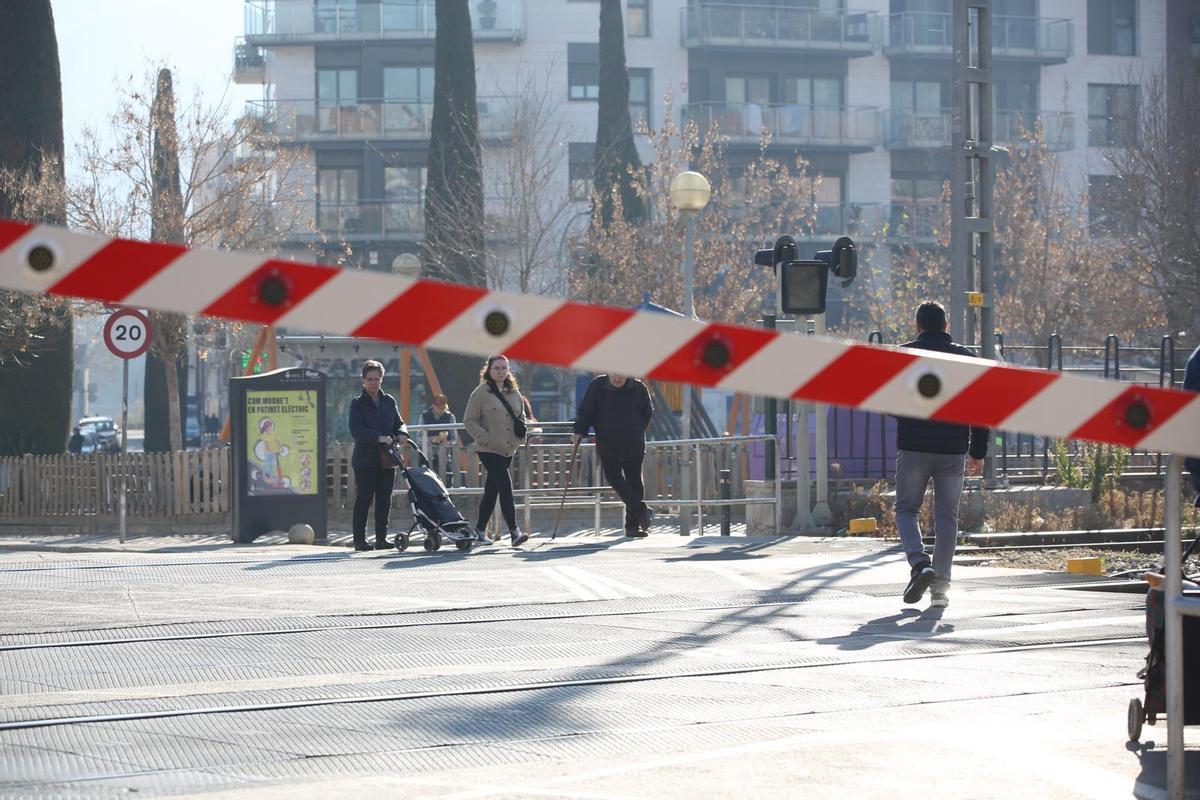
[
  {"x1": 885, "y1": 109, "x2": 1076, "y2": 151},
  {"x1": 805, "y1": 203, "x2": 886, "y2": 240},
  {"x1": 246, "y1": 97, "x2": 517, "y2": 143},
  {"x1": 307, "y1": 200, "x2": 424, "y2": 242},
  {"x1": 887, "y1": 200, "x2": 946, "y2": 241},
  {"x1": 993, "y1": 110, "x2": 1074, "y2": 151},
  {"x1": 680, "y1": 4, "x2": 874, "y2": 56},
  {"x1": 683, "y1": 103, "x2": 880, "y2": 151},
  {"x1": 883, "y1": 109, "x2": 951, "y2": 149},
  {"x1": 883, "y1": 12, "x2": 1072, "y2": 63},
  {"x1": 233, "y1": 38, "x2": 265, "y2": 84},
  {"x1": 244, "y1": 0, "x2": 524, "y2": 45}
]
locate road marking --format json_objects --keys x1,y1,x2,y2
[
  {"x1": 556, "y1": 565, "x2": 651, "y2": 598},
  {"x1": 539, "y1": 567, "x2": 603, "y2": 600},
  {"x1": 696, "y1": 564, "x2": 768, "y2": 591}
]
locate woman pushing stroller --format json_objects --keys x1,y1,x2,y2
[{"x1": 463, "y1": 355, "x2": 530, "y2": 546}]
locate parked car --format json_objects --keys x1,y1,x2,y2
[{"x1": 78, "y1": 416, "x2": 121, "y2": 453}]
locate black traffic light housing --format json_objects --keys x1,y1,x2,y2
[{"x1": 754, "y1": 235, "x2": 857, "y2": 316}]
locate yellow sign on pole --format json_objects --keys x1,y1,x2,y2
[{"x1": 966, "y1": 291, "x2": 985, "y2": 307}]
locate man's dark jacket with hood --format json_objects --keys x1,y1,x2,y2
[
  {"x1": 895, "y1": 330, "x2": 989, "y2": 459},
  {"x1": 573, "y1": 376, "x2": 653, "y2": 460}
]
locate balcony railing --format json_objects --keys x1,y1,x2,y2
[
  {"x1": 883, "y1": 12, "x2": 1072, "y2": 62},
  {"x1": 244, "y1": 0, "x2": 523, "y2": 43},
  {"x1": 680, "y1": 4, "x2": 874, "y2": 55},
  {"x1": 246, "y1": 97, "x2": 517, "y2": 142},
  {"x1": 683, "y1": 102, "x2": 880, "y2": 150},
  {"x1": 806, "y1": 203, "x2": 886, "y2": 239},
  {"x1": 993, "y1": 110, "x2": 1074, "y2": 151},
  {"x1": 885, "y1": 109, "x2": 1074, "y2": 151},
  {"x1": 314, "y1": 200, "x2": 424, "y2": 240},
  {"x1": 883, "y1": 109, "x2": 951, "y2": 149},
  {"x1": 887, "y1": 200, "x2": 946, "y2": 240},
  {"x1": 233, "y1": 38, "x2": 266, "y2": 85}
]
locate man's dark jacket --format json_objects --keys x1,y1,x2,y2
[
  {"x1": 895, "y1": 330, "x2": 989, "y2": 459},
  {"x1": 348, "y1": 390, "x2": 404, "y2": 470},
  {"x1": 573, "y1": 376, "x2": 653, "y2": 460}
]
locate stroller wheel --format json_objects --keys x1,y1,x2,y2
[
  {"x1": 455, "y1": 538, "x2": 474, "y2": 552},
  {"x1": 1127, "y1": 698, "x2": 1144, "y2": 742},
  {"x1": 423, "y1": 532, "x2": 442, "y2": 552},
  {"x1": 394, "y1": 534, "x2": 409, "y2": 553}
]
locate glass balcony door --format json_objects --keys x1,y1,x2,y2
[
  {"x1": 383, "y1": 66, "x2": 434, "y2": 135},
  {"x1": 317, "y1": 168, "x2": 360, "y2": 233},
  {"x1": 317, "y1": 69, "x2": 360, "y2": 135}
]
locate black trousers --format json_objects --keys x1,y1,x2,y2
[
  {"x1": 476, "y1": 451, "x2": 517, "y2": 533},
  {"x1": 599, "y1": 452, "x2": 647, "y2": 528},
  {"x1": 352, "y1": 467, "x2": 396, "y2": 546}
]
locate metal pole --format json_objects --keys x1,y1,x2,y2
[
  {"x1": 119, "y1": 358, "x2": 128, "y2": 544},
  {"x1": 812, "y1": 313, "x2": 832, "y2": 525},
  {"x1": 695, "y1": 440, "x2": 704, "y2": 534},
  {"x1": 793, "y1": 397, "x2": 813, "y2": 529},
  {"x1": 719, "y1": 468, "x2": 731, "y2": 536},
  {"x1": 1164, "y1": 453, "x2": 1187, "y2": 799},
  {"x1": 680, "y1": 212, "x2": 696, "y2": 536}
]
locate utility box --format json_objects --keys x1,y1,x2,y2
[{"x1": 230, "y1": 367, "x2": 327, "y2": 543}]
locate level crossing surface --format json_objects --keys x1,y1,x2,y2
[{"x1": 1, "y1": 533, "x2": 1194, "y2": 798}]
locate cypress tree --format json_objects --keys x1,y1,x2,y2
[
  {"x1": 0, "y1": 0, "x2": 73, "y2": 455},
  {"x1": 143, "y1": 69, "x2": 188, "y2": 453},
  {"x1": 593, "y1": 0, "x2": 645, "y2": 227},
  {"x1": 422, "y1": 0, "x2": 488, "y2": 410}
]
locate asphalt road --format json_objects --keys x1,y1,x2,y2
[{"x1": 0, "y1": 534, "x2": 1195, "y2": 799}]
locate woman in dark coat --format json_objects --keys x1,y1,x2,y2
[{"x1": 348, "y1": 359, "x2": 405, "y2": 551}]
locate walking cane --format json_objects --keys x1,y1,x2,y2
[{"x1": 552, "y1": 439, "x2": 581, "y2": 540}]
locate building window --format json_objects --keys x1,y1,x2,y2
[
  {"x1": 317, "y1": 68, "x2": 359, "y2": 134},
  {"x1": 628, "y1": 68, "x2": 651, "y2": 130},
  {"x1": 1087, "y1": 84, "x2": 1137, "y2": 147},
  {"x1": 384, "y1": 166, "x2": 425, "y2": 234},
  {"x1": 568, "y1": 43, "x2": 600, "y2": 101},
  {"x1": 317, "y1": 168, "x2": 360, "y2": 232},
  {"x1": 383, "y1": 66, "x2": 434, "y2": 134},
  {"x1": 1088, "y1": 175, "x2": 1132, "y2": 236},
  {"x1": 1088, "y1": 0, "x2": 1137, "y2": 55},
  {"x1": 569, "y1": 143, "x2": 595, "y2": 201},
  {"x1": 627, "y1": 0, "x2": 649, "y2": 36}
]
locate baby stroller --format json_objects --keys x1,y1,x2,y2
[
  {"x1": 385, "y1": 433, "x2": 480, "y2": 553},
  {"x1": 1127, "y1": 534, "x2": 1200, "y2": 741}
]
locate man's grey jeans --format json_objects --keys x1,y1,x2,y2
[{"x1": 894, "y1": 449, "x2": 966, "y2": 588}]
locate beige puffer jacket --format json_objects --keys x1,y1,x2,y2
[{"x1": 463, "y1": 382, "x2": 525, "y2": 457}]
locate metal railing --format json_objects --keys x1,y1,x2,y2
[
  {"x1": 885, "y1": 108, "x2": 1075, "y2": 151},
  {"x1": 683, "y1": 102, "x2": 880, "y2": 149},
  {"x1": 886, "y1": 200, "x2": 945, "y2": 239},
  {"x1": 233, "y1": 38, "x2": 265, "y2": 82},
  {"x1": 311, "y1": 200, "x2": 424, "y2": 240},
  {"x1": 245, "y1": 96, "x2": 517, "y2": 142},
  {"x1": 394, "y1": 421, "x2": 781, "y2": 536},
  {"x1": 244, "y1": 0, "x2": 524, "y2": 43},
  {"x1": 883, "y1": 12, "x2": 1072, "y2": 61},
  {"x1": 680, "y1": 4, "x2": 874, "y2": 53}
]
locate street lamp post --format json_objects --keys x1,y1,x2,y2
[{"x1": 669, "y1": 171, "x2": 711, "y2": 535}]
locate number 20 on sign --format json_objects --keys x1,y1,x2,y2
[{"x1": 103, "y1": 308, "x2": 152, "y2": 360}]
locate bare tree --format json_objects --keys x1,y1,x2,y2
[
  {"x1": 479, "y1": 71, "x2": 578, "y2": 295},
  {"x1": 1100, "y1": 60, "x2": 1200, "y2": 342},
  {"x1": 571, "y1": 91, "x2": 819, "y2": 325}
]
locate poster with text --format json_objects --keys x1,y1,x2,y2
[{"x1": 246, "y1": 389, "x2": 318, "y2": 496}]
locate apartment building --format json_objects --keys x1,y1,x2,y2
[{"x1": 234, "y1": 0, "x2": 1181, "y2": 315}]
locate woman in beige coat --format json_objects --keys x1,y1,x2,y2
[{"x1": 463, "y1": 355, "x2": 529, "y2": 546}]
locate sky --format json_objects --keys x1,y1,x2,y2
[{"x1": 53, "y1": 0, "x2": 257, "y2": 176}]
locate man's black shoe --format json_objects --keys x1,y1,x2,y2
[
  {"x1": 374, "y1": 541, "x2": 390, "y2": 551},
  {"x1": 638, "y1": 506, "x2": 655, "y2": 531},
  {"x1": 625, "y1": 527, "x2": 648, "y2": 538},
  {"x1": 903, "y1": 565, "x2": 935, "y2": 604},
  {"x1": 353, "y1": 543, "x2": 372, "y2": 552}
]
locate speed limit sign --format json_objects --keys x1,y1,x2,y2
[{"x1": 103, "y1": 308, "x2": 152, "y2": 359}]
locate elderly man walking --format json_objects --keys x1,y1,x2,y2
[{"x1": 572, "y1": 374, "x2": 654, "y2": 537}]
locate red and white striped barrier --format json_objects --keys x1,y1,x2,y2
[{"x1": 3, "y1": 219, "x2": 1198, "y2": 457}]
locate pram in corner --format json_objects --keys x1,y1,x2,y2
[
  {"x1": 384, "y1": 433, "x2": 480, "y2": 553},
  {"x1": 1127, "y1": 535, "x2": 1200, "y2": 742}
]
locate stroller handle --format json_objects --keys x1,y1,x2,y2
[{"x1": 388, "y1": 430, "x2": 432, "y2": 470}]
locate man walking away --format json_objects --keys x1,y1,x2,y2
[
  {"x1": 894, "y1": 301, "x2": 989, "y2": 608},
  {"x1": 68, "y1": 427, "x2": 84, "y2": 455},
  {"x1": 572, "y1": 374, "x2": 654, "y2": 537}
]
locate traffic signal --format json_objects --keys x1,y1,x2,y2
[
  {"x1": 754, "y1": 235, "x2": 857, "y2": 316},
  {"x1": 240, "y1": 349, "x2": 264, "y2": 374}
]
